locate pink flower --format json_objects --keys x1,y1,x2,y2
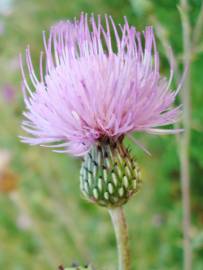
[{"x1": 20, "y1": 14, "x2": 182, "y2": 156}]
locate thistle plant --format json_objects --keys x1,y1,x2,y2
[{"x1": 20, "y1": 13, "x2": 182, "y2": 270}]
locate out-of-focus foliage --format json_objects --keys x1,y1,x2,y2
[{"x1": 0, "y1": 0, "x2": 202, "y2": 269}]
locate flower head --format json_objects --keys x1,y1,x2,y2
[{"x1": 20, "y1": 13, "x2": 181, "y2": 156}]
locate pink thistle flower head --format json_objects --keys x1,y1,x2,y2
[{"x1": 20, "y1": 13, "x2": 182, "y2": 157}]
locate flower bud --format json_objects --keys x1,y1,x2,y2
[
  {"x1": 62, "y1": 263, "x2": 93, "y2": 270},
  {"x1": 64, "y1": 266, "x2": 93, "y2": 270},
  {"x1": 80, "y1": 139, "x2": 141, "y2": 208}
]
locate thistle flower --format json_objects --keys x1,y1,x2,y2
[{"x1": 20, "y1": 14, "x2": 182, "y2": 207}]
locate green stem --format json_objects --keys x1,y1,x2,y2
[
  {"x1": 108, "y1": 207, "x2": 131, "y2": 270},
  {"x1": 179, "y1": 0, "x2": 192, "y2": 269}
]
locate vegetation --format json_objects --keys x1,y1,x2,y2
[{"x1": 0, "y1": 0, "x2": 202, "y2": 269}]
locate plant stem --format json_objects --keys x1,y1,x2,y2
[
  {"x1": 179, "y1": 0, "x2": 192, "y2": 269},
  {"x1": 193, "y1": 1, "x2": 203, "y2": 47},
  {"x1": 108, "y1": 207, "x2": 130, "y2": 270}
]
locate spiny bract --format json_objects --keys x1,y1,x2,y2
[{"x1": 80, "y1": 139, "x2": 141, "y2": 207}]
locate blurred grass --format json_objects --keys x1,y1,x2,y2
[{"x1": 0, "y1": 0, "x2": 203, "y2": 269}]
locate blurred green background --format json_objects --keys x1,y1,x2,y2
[{"x1": 0, "y1": 0, "x2": 203, "y2": 269}]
